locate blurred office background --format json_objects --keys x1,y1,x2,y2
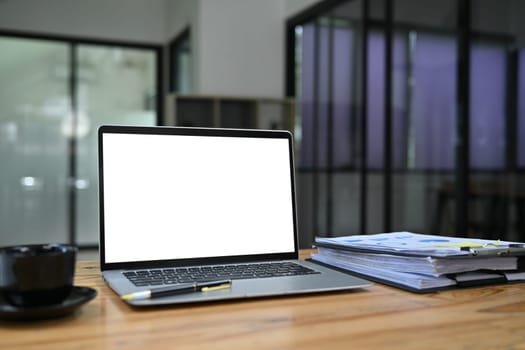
[{"x1": 0, "y1": 0, "x2": 524, "y2": 251}]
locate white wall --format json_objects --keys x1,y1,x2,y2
[
  {"x1": 0, "y1": 0, "x2": 321, "y2": 98},
  {"x1": 164, "y1": 0, "x2": 321, "y2": 98},
  {"x1": 197, "y1": 0, "x2": 285, "y2": 97},
  {"x1": 0, "y1": 0, "x2": 166, "y2": 43},
  {"x1": 286, "y1": 0, "x2": 321, "y2": 17}
]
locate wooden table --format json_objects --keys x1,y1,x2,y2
[{"x1": 2, "y1": 250, "x2": 525, "y2": 349}]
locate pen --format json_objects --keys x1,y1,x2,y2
[{"x1": 121, "y1": 279, "x2": 232, "y2": 301}]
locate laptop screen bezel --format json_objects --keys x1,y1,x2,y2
[{"x1": 98, "y1": 125, "x2": 299, "y2": 271}]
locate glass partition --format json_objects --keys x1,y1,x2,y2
[
  {"x1": 290, "y1": 0, "x2": 525, "y2": 243},
  {"x1": 468, "y1": 0, "x2": 523, "y2": 240},
  {"x1": 75, "y1": 45, "x2": 157, "y2": 245},
  {"x1": 0, "y1": 37, "x2": 70, "y2": 246},
  {"x1": 0, "y1": 35, "x2": 159, "y2": 247}
]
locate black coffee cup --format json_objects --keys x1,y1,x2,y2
[{"x1": 0, "y1": 244, "x2": 77, "y2": 307}]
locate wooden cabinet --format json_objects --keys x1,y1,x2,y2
[{"x1": 165, "y1": 94, "x2": 295, "y2": 132}]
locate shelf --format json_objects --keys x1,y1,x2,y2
[{"x1": 166, "y1": 94, "x2": 295, "y2": 132}]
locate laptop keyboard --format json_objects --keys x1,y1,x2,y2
[{"x1": 123, "y1": 262, "x2": 320, "y2": 287}]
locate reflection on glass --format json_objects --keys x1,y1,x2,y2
[
  {"x1": 293, "y1": 0, "x2": 525, "y2": 241},
  {"x1": 469, "y1": 41, "x2": 506, "y2": 169},
  {"x1": 467, "y1": 0, "x2": 520, "y2": 240},
  {"x1": 0, "y1": 37, "x2": 70, "y2": 246},
  {"x1": 75, "y1": 45, "x2": 157, "y2": 244},
  {"x1": 0, "y1": 36, "x2": 158, "y2": 247},
  {"x1": 390, "y1": 0, "x2": 459, "y2": 234},
  {"x1": 297, "y1": 5, "x2": 365, "y2": 236},
  {"x1": 411, "y1": 33, "x2": 457, "y2": 170}
]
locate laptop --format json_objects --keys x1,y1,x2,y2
[{"x1": 98, "y1": 125, "x2": 371, "y2": 306}]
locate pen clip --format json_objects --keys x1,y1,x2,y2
[
  {"x1": 201, "y1": 283, "x2": 231, "y2": 292},
  {"x1": 200, "y1": 280, "x2": 232, "y2": 292}
]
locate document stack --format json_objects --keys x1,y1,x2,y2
[{"x1": 312, "y1": 232, "x2": 525, "y2": 292}]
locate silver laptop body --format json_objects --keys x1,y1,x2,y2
[{"x1": 98, "y1": 125, "x2": 371, "y2": 306}]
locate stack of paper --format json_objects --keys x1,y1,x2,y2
[{"x1": 312, "y1": 232, "x2": 525, "y2": 291}]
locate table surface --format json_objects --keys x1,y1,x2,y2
[{"x1": 2, "y1": 250, "x2": 525, "y2": 349}]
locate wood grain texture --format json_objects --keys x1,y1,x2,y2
[{"x1": 2, "y1": 249, "x2": 525, "y2": 349}]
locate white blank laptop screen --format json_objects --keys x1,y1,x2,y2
[{"x1": 102, "y1": 133, "x2": 296, "y2": 264}]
